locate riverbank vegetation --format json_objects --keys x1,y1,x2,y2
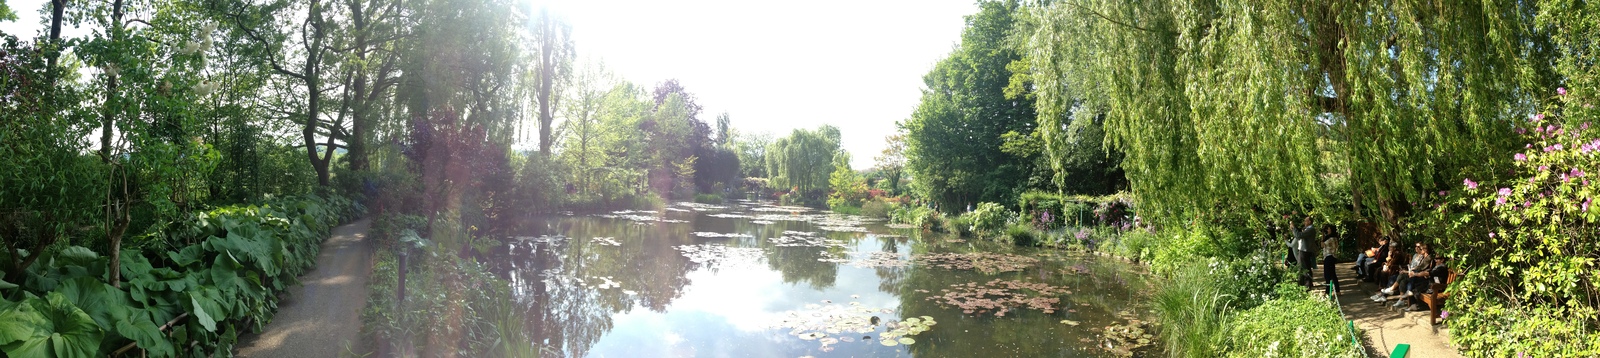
[{"x1": 884, "y1": 1, "x2": 1599, "y2": 357}]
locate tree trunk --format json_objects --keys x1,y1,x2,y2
[
  {"x1": 537, "y1": 10, "x2": 555, "y2": 155},
  {"x1": 302, "y1": 0, "x2": 331, "y2": 186}
]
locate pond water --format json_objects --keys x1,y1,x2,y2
[{"x1": 488, "y1": 201, "x2": 1156, "y2": 358}]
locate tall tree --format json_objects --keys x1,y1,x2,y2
[
  {"x1": 901, "y1": 0, "x2": 1039, "y2": 212},
  {"x1": 528, "y1": 6, "x2": 574, "y2": 155},
  {"x1": 1028, "y1": 0, "x2": 1547, "y2": 227}
]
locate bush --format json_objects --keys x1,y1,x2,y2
[
  {"x1": 1004, "y1": 224, "x2": 1039, "y2": 246},
  {"x1": 967, "y1": 202, "x2": 1011, "y2": 235},
  {"x1": 861, "y1": 200, "x2": 894, "y2": 218},
  {"x1": 1153, "y1": 264, "x2": 1234, "y2": 358},
  {"x1": 694, "y1": 193, "x2": 723, "y2": 204},
  {"x1": 1414, "y1": 104, "x2": 1600, "y2": 357},
  {"x1": 946, "y1": 215, "x2": 973, "y2": 236},
  {"x1": 1227, "y1": 285, "x2": 1364, "y2": 358}
]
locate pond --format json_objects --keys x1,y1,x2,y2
[{"x1": 488, "y1": 200, "x2": 1157, "y2": 358}]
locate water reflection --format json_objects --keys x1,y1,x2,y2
[{"x1": 488, "y1": 201, "x2": 1153, "y2": 357}]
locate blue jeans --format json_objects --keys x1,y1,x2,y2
[{"x1": 1355, "y1": 253, "x2": 1373, "y2": 276}]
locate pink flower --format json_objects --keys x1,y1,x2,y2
[
  {"x1": 1440, "y1": 190, "x2": 1450, "y2": 196},
  {"x1": 1463, "y1": 179, "x2": 1478, "y2": 190},
  {"x1": 1537, "y1": 113, "x2": 1546, "y2": 121},
  {"x1": 1515, "y1": 153, "x2": 1528, "y2": 161},
  {"x1": 1558, "y1": 87, "x2": 1567, "y2": 95},
  {"x1": 1499, "y1": 188, "x2": 1512, "y2": 197},
  {"x1": 1584, "y1": 122, "x2": 1592, "y2": 131},
  {"x1": 1584, "y1": 198, "x2": 1592, "y2": 212},
  {"x1": 1554, "y1": 144, "x2": 1564, "y2": 151},
  {"x1": 1516, "y1": 128, "x2": 1527, "y2": 135},
  {"x1": 1539, "y1": 165, "x2": 1549, "y2": 172},
  {"x1": 1488, "y1": 232, "x2": 1495, "y2": 239},
  {"x1": 1497, "y1": 196, "x2": 1508, "y2": 205}
]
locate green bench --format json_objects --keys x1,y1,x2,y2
[{"x1": 1389, "y1": 343, "x2": 1410, "y2": 358}]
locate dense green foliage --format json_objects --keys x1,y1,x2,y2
[
  {"x1": 766, "y1": 125, "x2": 843, "y2": 206},
  {"x1": 1417, "y1": 97, "x2": 1600, "y2": 356},
  {"x1": 901, "y1": 1, "x2": 1052, "y2": 213},
  {"x1": 0, "y1": 195, "x2": 360, "y2": 357}
]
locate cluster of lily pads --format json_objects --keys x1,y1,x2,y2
[
  {"x1": 913, "y1": 252, "x2": 1039, "y2": 274},
  {"x1": 926, "y1": 279, "x2": 1070, "y2": 316},
  {"x1": 1094, "y1": 311, "x2": 1154, "y2": 357},
  {"x1": 848, "y1": 252, "x2": 911, "y2": 269},
  {"x1": 595, "y1": 211, "x2": 689, "y2": 224},
  {"x1": 671, "y1": 202, "x2": 728, "y2": 211},
  {"x1": 773, "y1": 299, "x2": 936, "y2": 351},
  {"x1": 769, "y1": 234, "x2": 847, "y2": 248},
  {"x1": 706, "y1": 213, "x2": 754, "y2": 219},
  {"x1": 691, "y1": 231, "x2": 754, "y2": 239},
  {"x1": 674, "y1": 243, "x2": 764, "y2": 269}
]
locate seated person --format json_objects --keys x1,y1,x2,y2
[
  {"x1": 1355, "y1": 236, "x2": 1390, "y2": 280},
  {"x1": 1377, "y1": 242, "x2": 1433, "y2": 306}
]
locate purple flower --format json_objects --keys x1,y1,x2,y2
[
  {"x1": 1463, "y1": 179, "x2": 1478, "y2": 189},
  {"x1": 1516, "y1": 128, "x2": 1527, "y2": 135},
  {"x1": 1558, "y1": 87, "x2": 1567, "y2": 95},
  {"x1": 1499, "y1": 188, "x2": 1512, "y2": 197},
  {"x1": 1539, "y1": 165, "x2": 1549, "y2": 172},
  {"x1": 1554, "y1": 144, "x2": 1564, "y2": 151},
  {"x1": 1441, "y1": 310, "x2": 1450, "y2": 319},
  {"x1": 1537, "y1": 113, "x2": 1546, "y2": 122},
  {"x1": 1515, "y1": 153, "x2": 1528, "y2": 161},
  {"x1": 1488, "y1": 232, "x2": 1495, "y2": 239},
  {"x1": 1439, "y1": 190, "x2": 1450, "y2": 196},
  {"x1": 1584, "y1": 122, "x2": 1592, "y2": 131},
  {"x1": 1584, "y1": 198, "x2": 1592, "y2": 212},
  {"x1": 1496, "y1": 196, "x2": 1508, "y2": 206}
]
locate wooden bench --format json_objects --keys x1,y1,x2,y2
[{"x1": 1418, "y1": 266, "x2": 1458, "y2": 325}]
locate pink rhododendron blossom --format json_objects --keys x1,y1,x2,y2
[
  {"x1": 1558, "y1": 87, "x2": 1567, "y2": 95},
  {"x1": 1515, "y1": 153, "x2": 1528, "y2": 161},
  {"x1": 1464, "y1": 179, "x2": 1478, "y2": 189}
]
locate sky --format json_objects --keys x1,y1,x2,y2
[{"x1": 0, "y1": 0, "x2": 978, "y2": 169}]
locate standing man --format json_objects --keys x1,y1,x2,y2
[{"x1": 1291, "y1": 215, "x2": 1319, "y2": 289}]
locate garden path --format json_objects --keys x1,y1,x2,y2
[
  {"x1": 235, "y1": 219, "x2": 374, "y2": 357},
  {"x1": 1325, "y1": 262, "x2": 1465, "y2": 358}
]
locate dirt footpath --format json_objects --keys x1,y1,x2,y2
[{"x1": 236, "y1": 219, "x2": 374, "y2": 357}]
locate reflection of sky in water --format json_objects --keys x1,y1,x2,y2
[
  {"x1": 588, "y1": 238, "x2": 914, "y2": 358},
  {"x1": 517, "y1": 202, "x2": 1152, "y2": 358}
]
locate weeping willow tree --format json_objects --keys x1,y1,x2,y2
[{"x1": 1026, "y1": 0, "x2": 1552, "y2": 229}]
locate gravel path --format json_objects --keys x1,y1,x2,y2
[{"x1": 235, "y1": 219, "x2": 374, "y2": 358}]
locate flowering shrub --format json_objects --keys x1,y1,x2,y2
[{"x1": 1421, "y1": 88, "x2": 1599, "y2": 357}]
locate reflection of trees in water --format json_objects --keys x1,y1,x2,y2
[
  {"x1": 893, "y1": 243, "x2": 1152, "y2": 357},
  {"x1": 743, "y1": 220, "x2": 841, "y2": 290},
  {"x1": 870, "y1": 236, "x2": 908, "y2": 294},
  {"x1": 492, "y1": 217, "x2": 695, "y2": 357}
]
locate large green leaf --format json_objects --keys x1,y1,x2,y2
[
  {"x1": 54, "y1": 246, "x2": 99, "y2": 265},
  {"x1": 0, "y1": 277, "x2": 17, "y2": 290},
  {"x1": 112, "y1": 309, "x2": 174, "y2": 358},
  {"x1": 0, "y1": 292, "x2": 105, "y2": 358},
  {"x1": 55, "y1": 277, "x2": 129, "y2": 330},
  {"x1": 187, "y1": 292, "x2": 217, "y2": 332}
]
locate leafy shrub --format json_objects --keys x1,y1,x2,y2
[
  {"x1": 860, "y1": 200, "x2": 895, "y2": 218},
  {"x1": 946, "y1": 215, "x2": 974, "y2": 236},
  {"x1": 1018, "y1": 191, "x2": 1065, "y2": 229},
  {"x1": 1227, "y1": 285, "x2": 1364, "y2": 358},
  {"x1": 967, "y1": 202, "x2": 1011, "y2": 236},
  {"x1": 1417, "y1": 101, "x2": 1600, "y2": 357},
  {"x1": 1004, "y1": 224, "x2": 1039, "y2": 246},
  {"x1": 0, "y1": 194, "x2": 362, "y2": 357},
  {"x1": 694, "y1": 193, "x2": 723, "y2": 204},
  {"x1": 362, "y1": 249, "x2": 526, "y2": 356},
  {"x1": 373, "y1": 213, "x2": 427, "y2": 250}
]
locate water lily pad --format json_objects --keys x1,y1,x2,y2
[
  {"x1": 880, "y1": 339, "x2": 899, "y2": 347},
  {"x1": 897, "y1": 337, "x2": 916, "y2": 345},
  {"x1": 1061, "y1": 320, "x2": 1080, "y2": 326}
]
